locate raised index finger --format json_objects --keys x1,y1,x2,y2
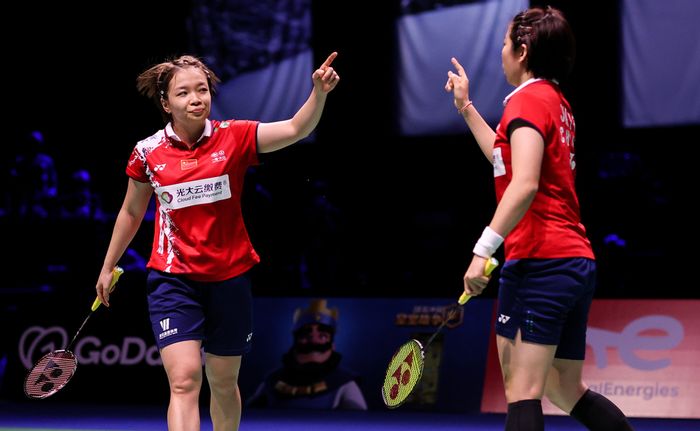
[
  {"x1": 451, "y1": 57, "x2": 466, "y2": 77},
  {"x1": 322, "y1": 52, "x2": 338, "y2": 68}
]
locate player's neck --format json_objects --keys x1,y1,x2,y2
[{"x1": 172, "y1": 121, "x2": 205, "y2": 148}]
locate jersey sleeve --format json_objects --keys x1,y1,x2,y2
[
  {"x1": 229, "y1": 120, "x2": 260, "y2": 167},
  {"x1": 502, "y1": 92, "x2": 550, "y2": 140},
  {"x1": 125, "y1": 146, "x2": 149, "y2": 182}
]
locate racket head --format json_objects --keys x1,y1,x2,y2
[
  {"x1": 24, "y1": 349, "x2": 78, "y2": 399},
  {"x1": 381, "y1": 339, "x2": 424, "y2": 408}
]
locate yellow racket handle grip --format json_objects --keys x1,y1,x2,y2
[
  {"x1": 458, "y1": 257, "x2": 499, "y2": 305},
  {"x1": 91, "y1": 266, "x2": 124, "y2": 311}
]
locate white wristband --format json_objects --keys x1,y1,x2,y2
[{"x1": 472, "y1": 226, "x2": 504, "y2": 258}]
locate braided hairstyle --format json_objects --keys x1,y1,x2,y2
[{"x1": 509, "y1": 6, "x2": 576, "y2": 83}]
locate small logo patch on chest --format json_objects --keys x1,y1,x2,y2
[
  {"x1": 180, "y1": 159, "x2": 198, "y2": 170},
  {"x1": 211, "y1": 150, "x2": 227, "y2": 163}
]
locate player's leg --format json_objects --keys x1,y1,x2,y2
[
  {"x1": 161, "y1": 340, "x2": 204, "y2": 431},
  {"x1": 496, "y1": 258, "x2": 585, "y2": 431},
  {"x1": 146, "y1": 270, "x2": 207, "y2": 431},
  {"x1": 205, "y1": 353, "x2": 242, "y2": 430},
  {"x1": 546, "y1": 358, "x2": 633, "y2": 430},
  {"x1": 202, "y1": 273, "x2": 253, "y2": 431},
  {"x1": 544, "y1": 357, "x2": 587, "y2": 411},
  {"x1": 497, "y1": 332, "x2": 555, "y2": 431},
  {"x1": 543, "y1": 258, "x2": 634, "y2": 430}
]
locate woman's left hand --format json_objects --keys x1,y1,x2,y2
[
  {"x1": 312, "y1": 52, "x2": 340, "y2": 93},
  {"x1": 445, "y1": 57, "x2": 471, "y2": 110}
]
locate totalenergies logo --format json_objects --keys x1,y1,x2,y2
[
  {"x1": 587, "y1": 315, "x2": 684, "y2": 371},
  {"x1": 19, "y1": 326, "x2": 161, "y2": 369}
]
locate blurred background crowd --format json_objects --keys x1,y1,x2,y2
[{"x1": 2, "y1": 0, "x2": 697, "y2": 302}]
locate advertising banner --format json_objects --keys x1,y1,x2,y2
[
  {"x1": 3, "y1": 294, "x2": 495, "y2": 412},
  {"x1": 481, "y1": 299, "x2": 700, "y2": 418},
  {"x1": 239, "y1": 297, "x2": 494, "y2": 411}
]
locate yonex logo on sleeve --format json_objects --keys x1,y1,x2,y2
[{"x1": 153, "y1": 164, "x2": 166, "y2": 171}]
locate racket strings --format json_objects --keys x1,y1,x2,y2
[
  {"x1": 382, "y1": 340, "x2": 424, "y2": 407},
  {"x1": 23, "y1": 266, "x2": 124, "y2": 400},
  {"x1": 24, "y1": 351, "x2": 77, "y2": 399}
]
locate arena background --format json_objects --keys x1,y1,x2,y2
[{"x1": 2, "y1": 0, "x2": 699, "y2": 428}]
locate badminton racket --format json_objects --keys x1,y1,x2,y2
[
  {"x1": 23, "y1": 266, "x2": 124, "y2": 399},
  {"x1": 381, "y1": 257, "x2": 498, "y2": 408}
]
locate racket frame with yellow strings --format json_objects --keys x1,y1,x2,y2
[
  {"x1": 381, "y1": 257, "x2": 499, "y2": 408},
  {"x1": 23, "y1": 266, "x2": 124, "y2": 399}
]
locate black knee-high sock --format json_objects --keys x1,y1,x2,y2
[
  {"x1": 570, "y1": 389, "x2": 634, "y2": 431},
  {"x1": 505, "y1": 399, "x2": 544, "y2": 431}
]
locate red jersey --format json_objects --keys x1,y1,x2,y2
[
  {"x1": 126, "y1": 119, "x2": 260, "y2": 281},
  {"x1": 494, "y1": 79, "x2": 594, "y2": 260}
]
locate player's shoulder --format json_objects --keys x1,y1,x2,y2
[
  {"x1": 522, "y1": 80, "x2": 562, "y2": 103},
  {"x1": 134, "y1": 129, "x2": 167, "y2": 156},
  {"x1": 211, "y1": 119, "x2": 258, "y2": 131},
  {"x1": 509, "y1": 82, "x2": 559, "y2": 115}
]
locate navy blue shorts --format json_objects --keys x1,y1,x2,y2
[
  {"x1": 495, "y1": 258, "x2": 596, "y2": 360},
  {"x1": 146, "y1": 270, "x2": 253, "y2": 356}
]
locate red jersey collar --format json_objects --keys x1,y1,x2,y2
[{"x1": 502, "y1": 78, "x2": 559, "y2": 106}]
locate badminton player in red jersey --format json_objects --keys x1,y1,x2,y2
[
  {"x1": 95, "y1": 52, "x2": 339, "y2": 431},
  {"x1": 446, "y1": 7, "x2": 633, "y2": 431}
]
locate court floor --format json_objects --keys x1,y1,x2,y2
[{"x1": 1, "y1": 402, "x2": 698, "y2": 431}]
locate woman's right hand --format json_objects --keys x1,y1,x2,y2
[
  {"x1": 312, "y1": 52, "x2": 340, "y2": 94},
  {"x1": 95, "y1": 268, "x2": 116, "y2": 307},
  {"x1": 445, "y1": 57, "x2": 471, "y2": 111}
]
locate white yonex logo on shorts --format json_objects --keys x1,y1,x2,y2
[
  {"x1": 498, "y1": 314, "x2": 511, "y2": 324},
  {"x1": 159, "y1": 318, "x2": 178, "y2": 339},
  {"x1": 154, "y1": 164, "x2": 166, "y2": 171},
  {"x1": 246, "y1": 332, "x2": 253, "y2": 342}
]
